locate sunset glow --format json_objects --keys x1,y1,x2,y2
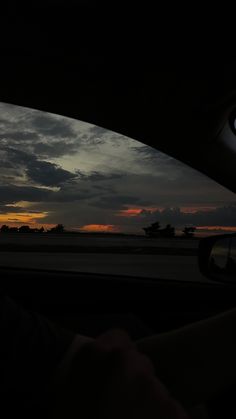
[
  {"x1": 197, "y1": 226, "x2": 236, "y2": 232},
  {"x1": 79, "y1": 224, "x2": 120, "y2": 233},
  {"x1": 181, "y1": 206, "x2": 217, "y2": 213},
  {"x1": 0, "y1": 212, "x2": 49, "y2": 226},
  {"x1": 117, "y1": 206, "x2": 219, "y2": 217},
  {"x1": 0, "y1": 103, "x2": 235, "y2": 236},
  {"x1": 117, "y1": 208, "x2": 143, "y2": 217},
  {"x1": 117, "y1": 207, "x2": 160, "y2": 217}
]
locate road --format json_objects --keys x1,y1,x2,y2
[
  {"x1": 0, "y1": 252, "x2": 207, "y2": 282},
  {"x1": 0, "y1": 234, "x2": 199, "y2": 249}
]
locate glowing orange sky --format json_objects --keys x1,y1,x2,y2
[
  {"x1": 0, "y1": 204, "x2": 235, "y2": 234},
  {"x1": 79, "y1": 224, "x2": 120, "y2": 232},
  {"x1": 118, "y1": 208, "x2": 144, "y2": 217},
  {"x1": 197, "y1": 226, "x2": 236, "y2": 232},
  {"x1": 0, "y1": 212, "x2": 46, "y2": 223},
  {"x1": 117, "y1": 206, "x2": 218, "y2": 217},
  {"x1": 0, "y1": 211, "x2": 54, "y2": 229},
  {"x1": 117, "y1": 207, "x2": 160, "y2": 217}
]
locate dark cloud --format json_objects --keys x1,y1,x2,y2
[
  {"x1": 30, "y1": 114, "x2": 76, "y2": 138},
  {"x1": 0, "y1": 118, "x2": 10, "y2": 125},
  {"x1": 50, "y1": 182, "x2": 96, "y2": 203},
  {"x1": 116, "y1": 173, "x2": 232, "y2": 207},
  {"x1": 3, "y1": 147, "x2": 33, "y2": 165},
  {"x1": 0, "y1": 117, "x2": 16, "y2": 129},
  {"x1": 0, "y1": 205, "x2": 25, "y2": 213},
  {"x1": 0, "y1": 185, "x2": 52, "y2": 203},
  {"x1": 0, "y1": 103, "x2": 235, "y2": 234},
  {"x1": 0, "y1": 182, "x2": 96, "y2": 205},
  {"x1": 0, "y1": 131, "x2": 40, "y2": 142},
  {"x1": 26, "y1": 160, "x2": 77, "y2": 187},
  {"x1": 132, "y1": 146, "x2": 205, "y2": 178},
  {"x1": 2, "y1": 147, "x2": 77, "y2": 187},
  {"x1": 33, "y1": 200, "x2": 120, "y2": 228},
  {"x1": 33, "y1": 140, "x2": 78, "y2": 157},
  {"x1": 91, "y1": 195, "x2": 142, "y2": 209},
  {"x1": 83, "y1": 171, "x2": 124, "y2": 182},
  {"x1": 0, "y1": 203, "x2": 45, "y2": 214},
  {"x1": 0, "y1": 113, "x2": 80, "y2": 158},
  {"x1": 131, "y1": 205, "x2": 236, "y2": 228}
]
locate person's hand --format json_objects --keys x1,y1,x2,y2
[{"x1": 51, "y1": 329, "x2": 189, "y2": 418}]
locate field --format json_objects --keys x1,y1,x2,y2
[{"x1": 0, "y1": 233, "x2": 208, "y2": 282}]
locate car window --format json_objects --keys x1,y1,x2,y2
[{"x1": 0, "y1": 103, "x2": 235, "y2": 282}]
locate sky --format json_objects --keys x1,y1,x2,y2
[{"x1": 0, "y1": 102, "x2": 235, "y2": 236}]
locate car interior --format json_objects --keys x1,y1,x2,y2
[{"x1": 0, "y1": 3, "x2": 236, "y2": 418}]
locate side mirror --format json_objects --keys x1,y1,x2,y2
[{"x1": 198, "y1": 234, "x2": 236, "y2": 283}]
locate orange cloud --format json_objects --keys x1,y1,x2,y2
[
  {"x1": 117, "y1": 206, "x2": 219, "y2": 217},
  {"x1": 0, "y1": 211, "x2": 54, "y2": 229},
  {"x1": 117, "y1": 207, "x2": 160, "y2": 217},
  {"x1": 79, "y1": 224, "x2": 120, "y2": 233},
  {"x1": 118, "y1": 208, "x2": 143, "y2": 217},
  {"x1": 197, "y1": 226, "x2": 236, "y2": 232},
  {"x1": 181, "y1": 206, "x2": 217, "y2": 214}
]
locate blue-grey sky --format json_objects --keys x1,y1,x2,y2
[{"x1": 0, "y1": 102, "x2": 235, "y2": 235}]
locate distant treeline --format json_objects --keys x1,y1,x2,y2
[
  {"x1": 0, "y1": 224, "x2": 64, "y2": 233},
  {"x1": 143, "y1": 222, "x2": 196, "y2": 238},
  {"x1": 0, "y1": 222, "x2": 197, "y2": 237}
]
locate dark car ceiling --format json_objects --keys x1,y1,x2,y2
[{"x1": 0, "y1": 3, "x2": 236, "y2": 192}]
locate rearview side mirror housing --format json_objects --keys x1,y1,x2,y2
[{"x1": 198, "y1": 234, "x2": 236, "y2": 283}]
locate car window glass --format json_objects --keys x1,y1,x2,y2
[{"x1": 0, "y1": 103, "x2": 235, "y2": 281}]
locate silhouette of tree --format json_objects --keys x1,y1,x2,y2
[
  {"x1": 143, "y1": 222, "x2": 175, "y2": 238},
  {"x1": 0, "y1": 224, "x2": 9, "y2": 233},
  {"x1": 182, "y1": 226, "x2": 196, "y2": 238},
  {"x1": 0, "y1": 225, "x2": 18, "y2": 233},
  {"x1": 19, "y1": 225, "x2": 31, "y2": 233},
  {"x1": 8, "y1": 227, "x2": 18, "y2": 233},
  {"x1": 0, "y1": 224, "x2": 46, "y2": 233},
  {"x1": 143, "y1": 221, "x2": 160, "y2": 237},
  {"x1": 48, "y1": 224, "x2": 65, "y2": 233},
  {"x1": 159, "y1": 224, "x2": 175, "y2": 238}
]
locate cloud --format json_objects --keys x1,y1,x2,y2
[
  {"x1": 79, "y1": 224, "x2": 120, "y2": 233},
  {"x1": 0, "y1": 102, "x2": 235, "y2": 234},
  {"x1": 0, "y1": 117, "x2": 11, "y2": 126},
  {"x1": 1, "y1": 147, "x2": 77, "y2": 187},
  {"x1": 32, "y1": 140, "x2": 78, "y2": 157},
  {"x1": 0, "y1": 185, "x2": 52, "y2": 203},
  {"x1": 82, "y1": 125, "x2": 132, "y2": 149},
  {"x1": 82, "y1": 171, "x2": 124, "y2": 182},
  {"x1": 29, "y1": 113, "x2": 76, "y2": 138},
  {"x1": 0, "y1": 131, "x2": 40, "y2": 143},
  {"x1": 91, "y1": 195, "x2": 142, "y2": 209},
  {"x1": 26, "y1": 160, "x2": 77, "y2": 187},
  {"x1": 0, "y1": 103, "x2": 84, "y2": 159},
  {"x1": 112, "y1": 172, "x2": 234, "y2": 208},
  {"x1": 0, "y1": 182, "x2": 97, "y2": 206},
  {"x1": 131, "y1": 145, "x2": 162, "y2": 160},
  {"x1": 85, "y1": 125, "x2": 108, "y2": 145},
  {"x1": 0, "y1": 205, "x2": 24, "y2": 214},
  {"x1": 49, "y1": 183, "x2": 96, "y2": 203},
  {"x1": 129, "y1": 205, "x2": 236, "y2": 228}
]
